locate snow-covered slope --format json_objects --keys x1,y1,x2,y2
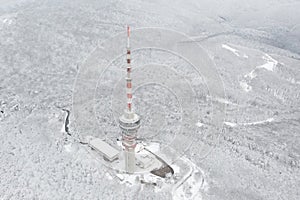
[{"x1": 0, "y1": 0, "x2": 299, "y2": 199}]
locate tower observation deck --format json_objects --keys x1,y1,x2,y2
[{"x1": 119, "y1": 26, "x2": 141, "y2": 174}]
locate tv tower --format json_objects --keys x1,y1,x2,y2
[{"x1": 119, "y1": 26, "x2": 141, "y2": 174}]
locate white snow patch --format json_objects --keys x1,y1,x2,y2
[
  {"x1": 207, "y1": 96, "x2": 238, "y2": 106},
  {"x1": 286, "y1": 77, "x2": 300, "y2": 85},
  {"x1": 242, "y1": 54, "x2": 278, "y2": 88},
  {"x1": 224, "y1": 121, "x2": 237, "y2": 127},
  {"x1": 64, "y1": 143, "x2": 73, "y2": 152},
  {"x1": 105, "y1": 172, "x2": 113, "y2": 180},
  {"x1": 222, "y1": 44, "x2": 239, "y2": 56},
  {"x1": 171, "y1": 164, "x2": 181, "y2": 174},
  {"x1": 258, "y1": 62, "x2": 275, "y2": 71},
  {"x1": 257, "y1": 54, "x2": 278, "y2": 71},
  {"x1": 146, "y1": 142, "x2": 160, "y2": 153},
  {"x1": 244, "y1": 69, "x2": 257, "y2": 80},
  {"x1": 2, "y1": 18, "x2": 13, "y2": 25},
  {"x1": 0, "y1": 14, "x2": 16, "y2": 27},
  {"x1": 116, "y1": 139, "x2": 123, "y2": 147},
  {"x1": 226, "y1": 118, "x2": 275, "y2": 126},
  {"x1": 222, "y1": 44, "x2": 248, "y2": 58},
  {"x1": 241, "y1": 118, "x2": 274, "y2": 126},
  {"x1": 225, "y1": 118, "x2": 275, "y2": 127},
  {"x1": 116, "y1": 173, "x2": 124, "y2": 181},
  {"x1": 215, "y1": 97, "x2": 238, "y2": 105},
  {"x1": 196, "y1": 122, "x2": 204, "y2": 127},
  {"x1": 240, "y1": 80, "x2": 252, "y2": 92},
  {"x1": 117, "y1": 173, "x2": 140, "y2": 186},
  {"x1": 116, "y1": 173, "x2": 161, "y2": 188},
  {"x1": 273, "y1": 90, "x2": 285, "y2": 102}
]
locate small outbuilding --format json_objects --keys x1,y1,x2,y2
[{"x1": 89, "y1": 138, "x2": 119, "y2": 162}]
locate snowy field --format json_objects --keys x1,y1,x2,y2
[{"x1": 0, "y1": 0, "x2": 300, "y2": 199}]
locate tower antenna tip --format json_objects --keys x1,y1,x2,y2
[{"x1": 127, "y1": 25, "x2": 130, "y2": 37}]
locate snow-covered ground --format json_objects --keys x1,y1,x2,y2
[
  {"x1": 0, "y1": 0, "x2": 300, "y2": 199},
  {"x1": 222, "y1": 44, "x2": 248, "y2": 58}
]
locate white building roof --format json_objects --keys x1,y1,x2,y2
[{"x1": 89, "y1": 138, "x2": 119, "y2": 162}]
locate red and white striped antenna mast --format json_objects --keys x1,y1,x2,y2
[
  {"x1": 126, "y1": 25, "x2": 133, "y2": 113},
  {"x1": 119, "y1": 25, "x2": 141, "y2": 173}
]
